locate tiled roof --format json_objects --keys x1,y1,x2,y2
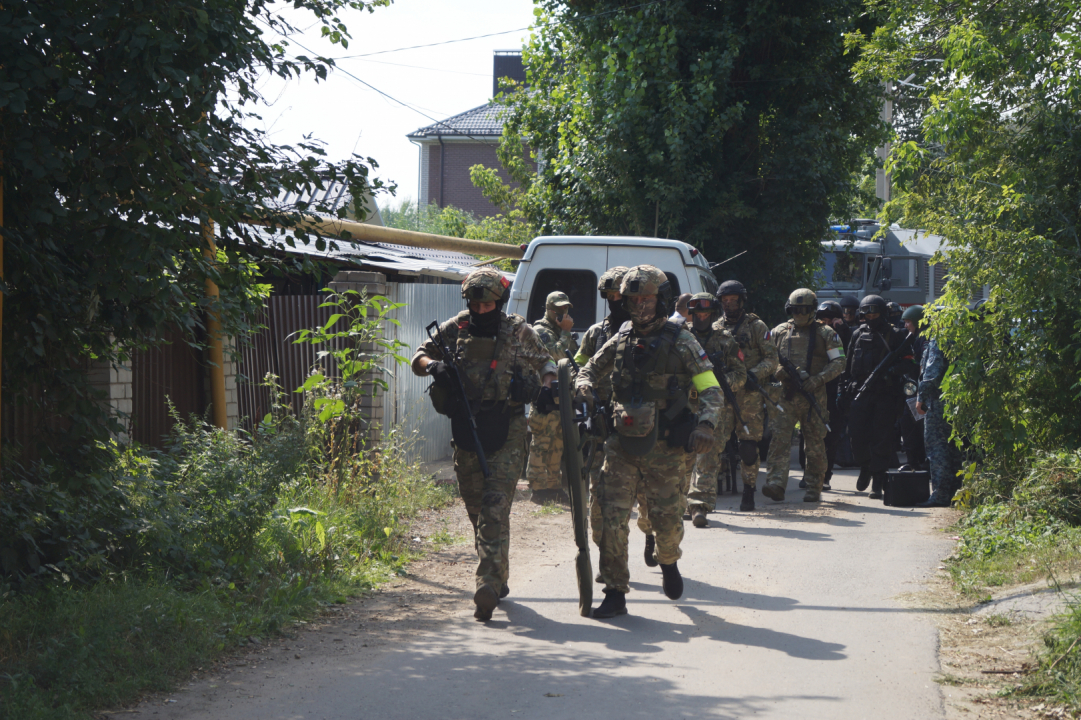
[{"x1": 407, "y1": 103, "x2": 507, "y2": 139}]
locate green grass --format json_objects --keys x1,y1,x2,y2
[
  {"x1": 0, "y1": 420, "x2": 455, "y2": 720},
  {"x1": 948, "y1": 528, "x2": 1081, "y2": 597},
  {"x1": 533, "y1": 501, "x2": 566, "y2": 516}
]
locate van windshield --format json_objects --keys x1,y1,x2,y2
[{"x1": 818, "y1": 250, "x2": 864, "y2": 290}]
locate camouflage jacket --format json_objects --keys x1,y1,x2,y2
[
  {"x1": 533, "y1": 316, "x2": 579, "y2": 362},
  {"x1": 577, "y1": 320, "x2": 723, "y2": 428},
  {"x1": 688, "y1": 324, "x2": 747, "y2": 395},
  {"x1": 770, "y1": 320, "x2": 846, "y2": 393},
  {"x1": 575, "y1": 318, "x2": 620, "y2": 402},
  {"x1": 411, "y1": 310, "x2": 557, "y2": 409},
  {"x1": 721, "y1": 312, "x2": 779, "y2": 383}
]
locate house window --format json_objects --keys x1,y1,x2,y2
[{"x1": 527, "y1": 269, "x2": 597, "y2": 329}]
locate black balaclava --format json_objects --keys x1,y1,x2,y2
[
  {"x1": 865, "y1": 314, "x2": 887, "y2": 333},
  {"x1": 607, "y1": 297, "x2": 630, "y2": 325},
  {"x1": 469, "y1": 304, "x2": 502, "y2": 337},
  {"x1": 692, "y1": 312, "x2": 714, "y2": 334}
]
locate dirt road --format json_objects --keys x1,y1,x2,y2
[{"x1": 129, "y1": 459, "x2": 955, "y2": 720}]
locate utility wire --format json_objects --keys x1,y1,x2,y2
[{"x1": 332, "y1": 0, "x2": 670, "y2": 59}]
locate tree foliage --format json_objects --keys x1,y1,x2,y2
[
  {"x1": 497, "y1": 0, "x2": 887, "y2": 319},
  {"x1": 0, "y1": 0, "x2": 389, "y2": 469},
  {"x1": 851, "y1": 0, "x2": 1081, "y2": 468}
]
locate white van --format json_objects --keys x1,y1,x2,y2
[{"x1": 506, "y1": 236, "x2": 719, "y2": 331}]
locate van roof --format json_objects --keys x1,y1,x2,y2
[{"x1": 523, "y1": 235, "x2": 704, "y2": 266}]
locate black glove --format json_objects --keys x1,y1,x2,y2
[
  {"x1": 427, "y1": 361, "x2": 455, "y2": 390},
  {"x1": 535, "y1": 385, "x2": 557, "y2": 415}
]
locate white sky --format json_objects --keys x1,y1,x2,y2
[{"x1": 252, "y1": 0, "x2": 538, "y2": 210}]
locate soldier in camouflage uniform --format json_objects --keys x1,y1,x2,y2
[
  {"x1": 717, "y1": 280, "x2": 780, "y2": 511},
  {"x1": 576, "y1": 265, "x2": 723, "y2": 619},
  {"x1": 915, "y1": 334, "x2": 962, "y2": 506},
  {"x1": 684, "y1": 293, "x2": 747, "y2": 527},
  {"x1": 412, "y1": 268, "x2": 557, "y2": 621},
  {"x1": 574, "y1": 267, "x2": 631, "y2": 544},
  {"x1": 526, "y1": 291, "x2": 579, "y2": 503},
  {"x1": 763, "y1": 289, "x2": 847, "y2": 502}
]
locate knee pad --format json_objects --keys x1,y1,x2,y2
[{"x1": 739, "y1": 440, "x2": 759, "y2": 467}]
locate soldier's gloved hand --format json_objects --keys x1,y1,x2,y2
[
  {"x1": 804, "y1": 374, "x2": 824, "y2": 392},
  {"x1": 535, "y1": 386, "x2": 557, "y2": 415},
  {"x1": 575, "y1": 387, "x2": 595, "y2": 414},
  {"x1": 689, "y1": 423, "x2": 715, "y2": 454},
  {"x1": 798, "y1": 369, "x2": 810, "y2": 383},
  {"x1": 426, "y1": 361, "x2": 455, "y2": 390}
]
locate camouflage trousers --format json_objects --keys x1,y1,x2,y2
[
  {"x1": 596, "y1": 434, "x2": 687, "y2": 593},
  {"x1": 732, "y1": 388, "x2": 767, "y2": 489},
  {"x1": 765, "y1": 389, "x2": 829, "y2": 492},
  {"x1": 635, "y1": 451, "x2": 694, "y2": 535},
  {"x1": 686, "y1": 404, "x2": 738, "y2": 512},
  {"x1": 526, "y1": 409, "x2": 563, "y2": 492},
  {"x1": 924, "y1": 397, "x2": 962, "y2": 494},
  {"x1": 454, "y1": 412, "x2": 528, "y2": 592}
]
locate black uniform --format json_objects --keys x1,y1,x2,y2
[
  {"x1": 823, "y1": 322, "x2": 853, "y2": 482},
  {"x1": 844, "y1": 320, "x2": 914, "y2": 493}
]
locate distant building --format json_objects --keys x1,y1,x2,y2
[{"x1": 407, "y1": 51, "x2": 529, "y2": 218}]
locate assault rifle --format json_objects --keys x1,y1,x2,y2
[
  {"x1": 712, "y1": 363, "x2": 750, "y2": 436},
  {"x1": 565, "y1": 350, "x2": 608, "y2": 473},
  {"x1": 777, "y1": 354, "x2": 832, "y2": 432},
  {"x1": 851, "y1": 331, "x2": 916, "y2": 406},
  {"x1": 425, "y1": 321, "x2": 490, "y2": 479},
  {"x1": 745, "y1": 371, "x2": 785, "y2": 414}
]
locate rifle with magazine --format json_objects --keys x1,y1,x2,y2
[
  {"x1": 777, "y1": 354, "x2": 832, "y2": 432},
  {"x1": 425, "y1": 320, "x2": 490, "y2": 479},
  {"x1": 850, "y1": 331, "x2": 916, "y2": 407}
]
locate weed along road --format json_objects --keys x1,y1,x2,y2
[{"x1": 132, "y1": 463, "x2": 954, "y2": 720}]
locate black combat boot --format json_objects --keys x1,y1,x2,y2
[
  {"x1": 593, "y1": 589, "x2": 627, "y2": 619},
  {"x1": 473, "y1": 584, "x2": 499, "y2": 621},
  {"x1": 644, "y1": 533, "x2": 658, "y2": 567},
  {"x1": 868, "y1": 472, "x2": 887, "y2": 500},
  {"x1": 660, "y1": 562, "x2": 684, "y2": 600},
  {"x1": 856, "y1": 467, "x2": 871, "y2": 492},
  {"x1": 740, "y1": 485, "x2": 755, "y2": 511},
  {"x1": 499, "y1": 583, "x2": 510, "y2": 600}
]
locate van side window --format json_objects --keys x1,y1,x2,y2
[
  {"x1": 527, "y1": 269, "x2": 597, "y2": 328},
  {"x1": 700, "y1": 273, "x2": 717, "y2": 294},
  {"x1": 889, "y1": 257, "x2": 919, "y2": 288},
  {"x1": 664, "y1": 272, "x2": 681, "y2": 297}
]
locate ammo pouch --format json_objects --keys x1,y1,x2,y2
[
  {"x1": 664, "y1": 408, "x2": 699, "y2": 451},
  {"x1": 451, "y1": 404, "x2": 514, "y2": 455},
  {"x1": 612, "y1": 400, "x2": 659, "y2": 456},
  {"x1": 428, "y1": 382, "x2": 459, "y2": 417},
  {"x1": 508, "y1": 365, "x2": 540, "y2": 405}
]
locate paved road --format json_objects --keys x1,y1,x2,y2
[{"x1": 137, "y1": 459, "x2": 953, "y2": 720}]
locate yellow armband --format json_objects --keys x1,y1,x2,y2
[
  {"x1": 692, "y1": 370, "x2": 721, "y2": 392},
  {"x1": 573, "y1": 353, "x2": 590, "y2": 366}
]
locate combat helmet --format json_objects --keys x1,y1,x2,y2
[
  {"x1": 785, "y1": 288, "x2": 818, "y2": 315},
  {"x1": 620, "y1": 264, "x2": 674, "y2": 318},
  {"x1": 816, "y1": 300, "x2": 842, "y2": 320},
  {"x1": 598, "y1": 266, "x2": 630, "y2": 296},
  {"x1": 859, "y1": 294, "x2": 888, "y2": 317},
  {"x1": 838, "y1": 294, "x2": 860, "y2": 311},
  {"x1": 688, "y1": 292, "x2": 719, "y2": 331},
  {"x1": 461, "y1": 267, "x2": 510, "y2": 305},
  {"x1": 717, "y1": 280, "x2": 747, "y2": 299},
  {"x1": 901, "y1": 305, "x2": 924, "y2": 323}
]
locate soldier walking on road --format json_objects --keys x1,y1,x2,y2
[
  {"x1": 844, "y1": 295, "x2": 913, "y2": 499},
  {"x1": 526, "y1": 291, "x2": 579, "y2": 504},
  {"x1": 574, "y1": 267, "x2": 631, "y2": 545},
  {"x1": 411, "y1": 268, "x2": 557, "y2": 621},
  {"x1": 815, "y1": 300, "x2": 851, "y2": 490},
  {"x1": 717, "y1": 280, "x2": 779, "y2": 511},
  {"x1": 763, "y1": 289, "x2": 846, "y2": 502},
  {"x1": 685, "y1": 293, "x2": 747, "y2": 527},
  {"x1": 576, "y1": 265, "x2": 722, "y2": 619}
]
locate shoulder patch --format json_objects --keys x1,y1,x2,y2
[
  {"x1": 738, "y1": 348, "x2": 745, "y2": 362},
  {"x1": 764, "y1": 329, "x2": 771, "y2": 341}
]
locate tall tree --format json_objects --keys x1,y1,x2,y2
[
  {"x1": 0, "y1": 0, "x2": 388, "y2": 469},
  {"x1": 851, "y1": 0, "x2": 1081, "y2": 469},
  {"x1": 497, "y1": 0, "x2": 886, "y2": 318}
]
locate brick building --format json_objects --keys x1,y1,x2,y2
[{"x1": 407, "y1": 51, "x2": 529, "y2": 218}]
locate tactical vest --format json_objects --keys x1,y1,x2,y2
[
  {"x1": 437, "y1": 311, "x2": 540, "y2": 412},
  {"x1": 609, "y1": 320, "x2": 694, "y2": 455},
  {"x1": 850, "y1": 327, "x2": 891, "y2": 383}
]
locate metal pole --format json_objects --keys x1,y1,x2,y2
[{"x1": 203, "y1": 219, "x2": 228, "y2": 430}]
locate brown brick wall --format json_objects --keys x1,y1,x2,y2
[{"x1": 425, "y1": 142, "x2": 520, "y2": 218}]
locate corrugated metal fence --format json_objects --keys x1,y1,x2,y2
[
  {"x1": 383, "y1": 283, "x2": 462, "y2": 464},
  {"x1": 235, "y1": 284, "x2": 461, "y2": 463}
]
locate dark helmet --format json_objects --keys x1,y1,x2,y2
[
  {"x1": 816, "y1": 300, "x2": 842, "y2": 320},
  {"x1": 859, "y1": 294, "x2": 888, "y2": 317},
  {"x1": 838, "y1": 294, "x2": 860, "y2": 310},
  {"x1": 717, "y1": 280, "x2": 747, "y2": 299},
  {"x1": 886, "y1": 301, "x2": 903, "y2": 318}
]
